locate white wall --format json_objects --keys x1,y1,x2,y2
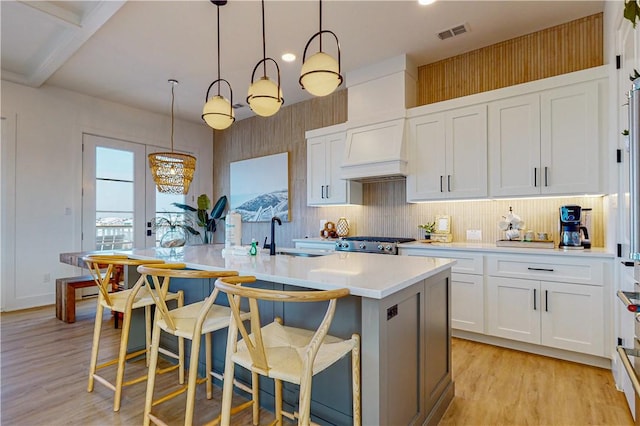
[{"x1": 0, "y1": 80, "x2": 213, "y2": 311}]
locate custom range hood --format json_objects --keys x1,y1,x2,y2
[{"x1": 341, "y1": 55, "x2": 417, "y2": 182}]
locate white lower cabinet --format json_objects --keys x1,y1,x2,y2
[
  {"x1": 486, "y1": 276, "x2": 541, "y2": 344},
  {"x1": 486, "y1": 254, "x2": 606, "y2": 357},
  {"x1": 450, "y1": 272, "x2": 484, "y2": 333},
  {"x1": 400, "y1": 248, "x2": 484, "y2": 333},
  {"x1": 540, "y1": 281, "x2": 604, "y2": 355}
]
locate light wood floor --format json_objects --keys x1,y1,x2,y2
[
  {"x1": 0, "y1": 299, "x2": 634, "y2": 426},
  {"x1": 440, "y1": 339, "x2": 633, "y2": 426}
]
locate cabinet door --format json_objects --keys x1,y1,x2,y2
[
  {"x1": 451, "y1": 272, "x2": 484, "y2": 333},
  {"x1": 540, "y1": 81, "x2": 599, "y2": 195},
  {"x1": 487, "y1": 276, "x2": 540, "y2": 344},
  {"x1": 326, "y1": 132, "x2": 347, "y2": 203},
  {"x1": 406, "y1": 113, "x2": 447, "y2": 201},
  {"x1": 307, "y1": 136, "x2": 328, "y2": 205},
  {"x1": 488, "y1": 94, "x2": 541, "y2": 197},
  {"x1": 540, "y1": 281, "x2": 604, "y2": 356},
  {"x1": 445, "y1": 105, "x2": 488, "y2": 198}
]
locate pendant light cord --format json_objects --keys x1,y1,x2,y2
[
  {"x1": 217, "y1": 5, "x2": 221, "y2": 96},
  {"x1": 319, "y1": 0, "x2": 323, "y2": 52},
  {"x1": 261, "y1": 0, "x2": 267, "y2": 77},
  {"x1": 170, "y1": 82, "x2": 175, "y2": 152}
]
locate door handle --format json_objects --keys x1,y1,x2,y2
[
  {"x1": 447, "y1": 175, "x2": 451, "y2": 192},
  {"x1": 528, "y1": 267, "x2": 554, "y2": 272},
  {"x1": 533, "y1": 288, "x2": 537, "y2": 310},
  {"x1": 545, "y1": 290, "x2": 549, "y2": 312},
  {"x1": 326, "y1": 185, "x2": 329, "y2": 198},
  {"x1": 617, "y1": 346, "x2": 640, "y2": 398},
  {"x1": 544, "y1": 166, "x2": 549, "y2": 187},
  {"x1": 321, "y1": 185, "x2": 325, "y2": 199},
  {"x1": 440, "y1": 176, "x2": 444, "y2": 192},
  {"x1": 617, "y1": 290, "x2": 640, "y2": 312},
  {"x1": 534, "y1": 167, "x2": 537, "y2": 187}
]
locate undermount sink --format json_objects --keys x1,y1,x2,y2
[{"x1": 276, "y1": 250, "x2": 331, "y2": 258}]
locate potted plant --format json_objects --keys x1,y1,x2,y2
[
  {"x1": 151, "y1": 214, "x2": 199, "y2": 248},
  {"x1": 625, "y1": 0, "x2": 640, "y2": 28},
  {"x1": 418, "y1": 222, "x2": 436, "y2": 240},
  {"x1": 173, "y1": 194, "x2": 228, "y2": 244}
]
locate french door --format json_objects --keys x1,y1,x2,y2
[
  {"x1": 82, "y1": 134, "x2": 148, "y2": 251},
  {"x1": 82, "y1": 134, "x2": 195, "y2": 251}
]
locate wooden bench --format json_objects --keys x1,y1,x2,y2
[{"x1": 56, "y1": 275, "x2": 96, "y2": 323}]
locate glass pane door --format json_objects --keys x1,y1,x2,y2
[
  {"x1": 95, "y1": 146, "x2": 134, "y2": 250},
  {"x1": 145, "y1": 144, "x2": 197, "y2": 248},
  {"x1": 82, "y1": 134, "x2": 147, "y2": 251}
]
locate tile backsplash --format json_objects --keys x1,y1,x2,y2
[{"x1": 299, "y1": 180, "x2": 605, "y2": 247}]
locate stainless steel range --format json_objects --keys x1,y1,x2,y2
[{"x1": 335, "y1": 236, "x2": 415, "y2": 255}]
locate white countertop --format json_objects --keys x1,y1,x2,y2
[
  {"x1": 293, "y1": 238, "x2": 615, "y2": 259},
  {"x1": 128, "y1": 244, "x2": 456, "y2": 299},
  {"x1": 399, "y1": 241, "x2": 615, "y2": 258}
]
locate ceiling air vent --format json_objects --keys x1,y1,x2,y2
[{"x1": 437, "y1": 23, "x2": 469, "y2": 40}]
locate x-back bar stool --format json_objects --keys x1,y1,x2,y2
[
  {"x1": 83, "y1": 254, "x2": 185, "y2": 412},
  {"x1": 138, "y1": 264, "x2": 253, "y2": 426},
  {"x1": 215, "y1": 276, "x2": 361, "y2": 426}
]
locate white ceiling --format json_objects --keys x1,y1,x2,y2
[{"x1": 1, "y1": 0, "x2": 605, "y2": 124}]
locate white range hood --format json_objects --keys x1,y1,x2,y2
[{"x1": 341, "y1": 55, "x2": 417, "y2": 182}]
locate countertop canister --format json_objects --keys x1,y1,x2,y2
[{"x1": 225, "y1": 211, "x2": 242, "y2": 248}]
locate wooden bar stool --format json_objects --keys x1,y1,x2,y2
[
  {"x1": 83, "y1": 254, "x2": 185, "y2": 412},
  {"x1": 138, "y1": 265, "x2": 253, "y2": 426},
  {"x1": 215, "y1": 277, "x2": 361, "y2": 426}
]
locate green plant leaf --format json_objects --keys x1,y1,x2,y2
[
  {"x1": 197, "y1": 209, "x2": 208, "y2": 227},
  {"x1": 210, "y1": 195, "x2": 227, "y2": 220},
  {"x1": 183, "y1": 225, "x2": 200, "y2": 236},
  {"x1": 625, "y1": 0, "x2": 640, "y2": 28},
  {"x1": 172, "y1": 202, "x2": 197, "y2": 212},
  {"x1": 197, "y1": 194, "x2": 211, "y2": 211}
]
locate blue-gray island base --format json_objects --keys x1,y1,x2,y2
[{"x1": 125, "y1": 245, "x2": 455, "y2": 425}]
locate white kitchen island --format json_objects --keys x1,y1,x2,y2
[{"x1": 128, "y1": 244, "x2": 456, "y2": 425}]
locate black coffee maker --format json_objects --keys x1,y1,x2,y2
[{"x1": 559, "y1": 205, "x2": 586, "y2": 249}]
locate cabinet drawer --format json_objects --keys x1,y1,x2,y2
[
  {"x1": 486, "y1": 255, "x2": 603, "y2": 285},
  {"x1": 295, "y1": 241, "x2": 336, "y2": 251},
  {"x1": 401, "y1": 249, "x2": 483, "y2": 275}
]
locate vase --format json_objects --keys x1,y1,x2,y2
[
  {"x1": 160, "y1": 227, "x2": 186, "y2": 248},
  {"x1": 336, "y1": 217, "x2": 349, "y2": 237}
]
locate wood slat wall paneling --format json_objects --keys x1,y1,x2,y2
[{"x1": 417, "y1": 13, "x2": 603, "y2": 106}]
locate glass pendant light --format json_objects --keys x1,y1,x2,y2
[
  {"x1": 299, "y1": 0, "x2": 343, "y2": 97},
  {"x1": 247, "y1": 0, "x2": 284, "y2": 117},
  {"x1": 149, "y1": 80, "x2": 196, "y2": 194},
  {"x1": 202, "y1": 0, "x2": 234, "y2": 130}
]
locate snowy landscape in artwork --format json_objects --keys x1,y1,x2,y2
[{"x1": 230, "y1": 152, "x2": 289, "y2": 222}]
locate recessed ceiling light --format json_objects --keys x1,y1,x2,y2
[
  {"x1": 418, "y1": 0, "x2": 436, "y2": 5},
  {"x1": 282, "y1": 53, "x2": 296, "y2": 62}
]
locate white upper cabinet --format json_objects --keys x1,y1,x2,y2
[
  {"x1": 489, "y1": 80, "x2": 601, "y2": 197},
  {"x1": 306, "y1": 126, "x2": 362, "y2": 206},
  {"x1": 488, "y1": 94, "x2": 541, "y2": 196},
  {"x1": 407, "y1": 104, "x2": 487, "y2": 201},
  {"x1": 540, "y1": 82, "x2": 600, "y2": 194}
]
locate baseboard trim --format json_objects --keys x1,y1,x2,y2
[{"x1": 452, "y1": 330, "x2": 611, "y2": 369}]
